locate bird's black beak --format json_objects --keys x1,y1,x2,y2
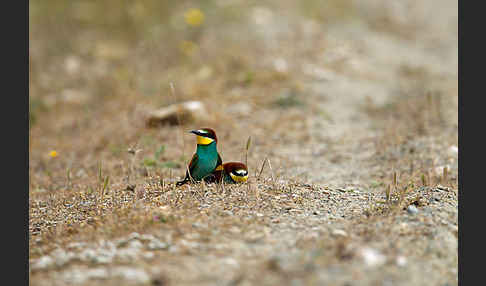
[{"x1": 189, "y1": 130, "x2": 200, "y2": 136}]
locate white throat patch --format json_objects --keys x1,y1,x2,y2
[{"x1": 234, "y1": 169, "x2": 248, "y2": 176}]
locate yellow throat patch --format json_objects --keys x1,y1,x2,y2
[
  {"x1": 196, "y1": 135, "x2": 214, "y2": 145},
  {"x1": 230, "y1": 172, "x2": 248, "y2": 183}
]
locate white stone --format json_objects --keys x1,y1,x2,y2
[
  {"x1": 273, "y1": 58, "x2": 289, "y2": 73},
  {"x1": 94, "y1": 249, "x2": 115, "y2": 264},
  {"x1": 116, "y1": 248, "x2": 140, "y2": 262},
  {"x1": 111, "y1": 267, "x2": 150, "y2": 283},
  {"x1": 359, "y1": 247, "x2": 386, "y2": 267},
  {"x1": 396, "y1": 256, "x2": 407, "y2": 267},
  {"x1": 127, "y1": 240, "x2": 143, "y2": 249},
  {"x1": 331, "y1": 229, "x2": 348, "y2": 237},
  {"x1": 79, "y1": 249, "x2": 97, "y2": 262},
  {"x1": 62, "y1": 268, "x2": 108, "y2": 284},
  {"x1": 448, "y1": 145, "x2": 458, "y2": 157},
  {"x1": 143, "y1": 252, "x2": 155, "y2": 260},
  {"x1": 146, "y1": 101, "x2": 209, "y2": 127},
  {"x1": 52, "y1": 249, "x2": 75, "y2": 267},
  {"x1": 128, "y1": 232, "x2": 140, "y2": 240},
  {"x1": 31, "y1": 256, "x2": 54, "y2": 270},
  {"x1": 148, "y1": 240, "x2": 169, "y2": 250}
]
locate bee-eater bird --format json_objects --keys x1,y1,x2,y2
[
  {"x1": 176, "y1": 128, "x2": 222, "y2": 186},
  {"x1": 205, "y1": 162, "x2": 248, "y2": 184}
]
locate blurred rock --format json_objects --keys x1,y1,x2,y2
[
  {"x1": 358, "y1": 247, "x2": 386, "y2": 267},
  {"x1": 31, "y1": 256, "x2": 54, "y2": 271},
  {"x1": 140, "y1": 234, "x2": 156, "y2": 242},
  {"x1": 146, "y1": 101, "x2": 209, "y2": 127},
  {"x1": 67, "y1": 242, "x2": 87, "y2": 250},
  {"x1": 147, "y1": 239, "x2": 170, "y2": 250},
  {"x1": 64, "y1": 56, "x2": 81, "y2": 75},
  {"x1": 331, "y1": 229, "x2": 348, "y2": 237},
  {"x1": 396, "y1": 255, "x2": 408, "y2": 267},
  {"x1": 111, "y1": 267, "x2": 151, "y2": 284},
  {"x1": 407, "y1": 205, "x2": 419, "y2": 215},
  {"x1": 127, "y1": 240, "x2": 143, "y2": 249},
  {"x1": 79, "y1": 248, "x2": 114, "y2": 265},
  {"x1": 128, "y1": 232, "x2": 140, "y2": 240},
  {"x1": 51, "y1": 249, "x2": 75, "y2": 267},
  {"x1": 116, "y1": 247, "x2": 140, "y2": 262},
  {"x1": 273, "y1": 58, "x2": 289, "y2": 73},
  {"x1": 448, "y1": 145, "x2": 458, "y2": 157},
  {"x1": 62, "y1": 268, "x2": 109, "y2": 284},
  {"x1": 142, "y1": 252, "x2": 155, "y2": 260}
]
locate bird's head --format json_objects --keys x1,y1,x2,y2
[
  {"x1": 190, "y1": 128, "x2": 218, "y2": 145},
  {"x1": 224, "y1": 162, "x2": 248, "y2": 183}
]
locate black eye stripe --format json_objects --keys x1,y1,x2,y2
[{"x1": 198, "y1": 130, "x2": 215, "y2": 139}]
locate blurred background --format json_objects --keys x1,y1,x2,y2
[{"x1": 29, "y1": 0, "x2": 458, "y2": 192}]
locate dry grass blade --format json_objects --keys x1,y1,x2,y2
[
  {"x1": 267, "y1": 158, "x2": 275, "y2": 183},
  {"x1": 101, "y1": 175, "x2": 110, "y2": 200},
  {"x1": 385, "y1": 184, "x2": 391, "y2": 202},
  {"x1": 221, "y1": 174, "x2": 226, "y2": 194},
  {"x1": 442, "y1": 166, "x2": 448, "y2": 185},
  {"x1": 257, "y1": 157, "x2": 268, "y2": 180},
  {"x1": 245, "y1": 136, "x2": 252, "y2": 166},
  {"x1": 98, "y1": 161, "x2": 103, "y2": 183}
]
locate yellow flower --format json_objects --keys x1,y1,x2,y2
[
  {"x1": 184, "y1": 9, "x2": 204, "y2": 27},
  {"x1": 180, "y1": 41, "x2": 198, "y2": 56},
  {"x1": 49, "y1": 150, "x2": 58, "y2": 158}
]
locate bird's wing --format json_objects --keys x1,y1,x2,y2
[
  {"x1": 216, "y1": 153, "x2": 223, "y2": 168},
  {"x1": 187, "y1": 153, "x2": 199, "y2": 175}
]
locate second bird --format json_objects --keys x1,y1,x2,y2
[
  {"x1": 176, "y1": 128, "x2": 222, "y2": 186},
  {"x1": 205, "y1": 162, "x2": 249, "y2": 184}
]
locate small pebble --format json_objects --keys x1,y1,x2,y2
[
  {"x1": 51, "y1": 249, "x2": 74, "y2": 267},
  {"x1": 359, "y1": 247, "x2": 386, "y2": 267},
  {"x1": 127, "y1": 240, "x2": 143, "y2": 249},
  {"x1": 148, "y1": 240, "x2": 169, "y2": 250},
  {"x1": 31, "y1": 256, "x2": 54, "y2": 270},
  {"x1": 396, "y1": 256, "x2": 408, "y2": 267},
  {"x1": 331, "y1": 229, "x2": 348, "y2": 237},
  {"x1": 62, "y1": 268, "x2": 109, "y2": 284},
  {"x1": 143, "y1": 252, "x2": 155, "y2": 260},
  {"x1": 93, "y1": 249, "x2": 115, "y2": 264},
  {"x1": 111, "y1": 267, "x2": 151, "y2": 283},
  {"x1": 407, "y1": 205, "x2": 419, "y2": 215},
  {"x1": 116, "y1": 248, "x2": 140, "y2": 262},
  {"x1": 128, "y1": 232, "x2": 140, "y2": 240}
]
